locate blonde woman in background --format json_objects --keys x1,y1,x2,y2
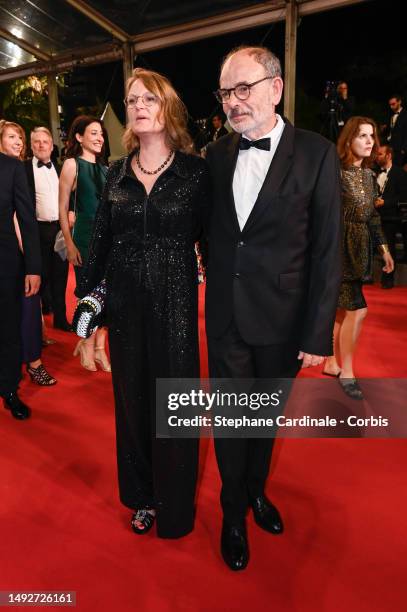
[{"x1": 0, "y1": 120, "x2": 56, "y2": 386}]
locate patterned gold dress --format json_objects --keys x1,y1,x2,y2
[{"x1": 338, "y1": 165, "x2": 386, "y2": 310}]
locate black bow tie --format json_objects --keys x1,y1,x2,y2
[
  {"x1": 239, "y1": 137, "x2": 271, "y2": 151},
  {"x1": 37, "y1": 160, "x2": 52, "y2": 169},
  {"x1": 378, "y1": 168, "x2": 388, "y2": 175}
]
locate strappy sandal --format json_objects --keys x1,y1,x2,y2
[
  {"x1": 73, "y1": 340, "x2": 97, "y2": 371},
  {"x1": 27, "y1": 364, "x2": 57, "y2": 386},
  {"x1": 131, "y1": 509, "x2": 156, "y2": 535}
]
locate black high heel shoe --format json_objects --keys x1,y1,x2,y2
[
  {"x1": 26, "y1": 364, "x2": 57, "y2": 386},
  {"x1": 131, "y1": 509, "x2": 156, "y2": 535},
  {"x1": 338, "y1": 377, "x2": 364, "y2": 400}
]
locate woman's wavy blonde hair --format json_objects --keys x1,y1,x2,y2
[
  {"x1": 123, "y1": 68, "x2": 193, "y2": 154},
  {"x1": 0, "y1": 119, "x2": 26, "y2": 160}
]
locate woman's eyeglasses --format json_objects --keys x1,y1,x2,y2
[{"x1": 124, "y1": 93, "x2": 159, "y2": 108}]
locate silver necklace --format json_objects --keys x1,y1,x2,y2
[{"x1": 136, "y1": 150, "x2": 173, "y2": 175}]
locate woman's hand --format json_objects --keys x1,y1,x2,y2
[
  {"x1": 68, "y1": 211, "x2": 76, "y2": 228},
  {"x1": 382, "y1": 251, "x2": 394, "y2": 273},
  {"x1": 67, "y1": 242, "x2": 82, "y2": 266}
]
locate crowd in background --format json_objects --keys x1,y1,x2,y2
[
  {"x1": 1, "y1": 45, "x2": 406, "y2": 573},
  {"x1": 0, "y1": 86, "x2": 407, "y2": 411}
]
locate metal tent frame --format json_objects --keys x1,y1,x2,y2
[{"x1": 0, "y1": 0, "x2": 369, "y2": 147}]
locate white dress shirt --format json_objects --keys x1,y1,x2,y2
[
  {"x1": 32, "y1": 156, "x2": 59, "y2": 222},
  {"x1": 233, "y1": 114, "x2": 285, "y2": 231}
]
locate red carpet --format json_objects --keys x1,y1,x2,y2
[{"x1": 1, "y1": 272, "x2": 406, "y2": 612}]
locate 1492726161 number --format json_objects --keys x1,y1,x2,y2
[{"x1": 0, "y1": 591, "x2": 76, "y2": 606}]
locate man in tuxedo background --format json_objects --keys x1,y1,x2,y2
[
  {"x1": 0, "y1": 152, "x2": 41, "y2": 419},
  {"x1": 211, "y1": 113, "x2": 228, "y2": 141},
  {"x1": 25, "y1": 127, "x2": 70, "y2": 331},
  {"x1": 375, "y1": 144, "x2": 407, "y2": 287},
  {"x1": 205, "y1": 46, "x2": 342, "y2": 571},
  {"x1": 335, "y1": 81, "x2": 355, "y2": 127},
  {"x1": 386, "y1": 95, "x2": 407, "y2": 168}
]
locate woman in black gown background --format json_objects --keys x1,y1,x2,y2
[{"x1": 77, "y1": 68, "x2": 210, "y2": 538}]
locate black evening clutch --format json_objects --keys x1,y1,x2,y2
[{"x1": 72, "y1": 279, "x2": 107, "y2": 338}]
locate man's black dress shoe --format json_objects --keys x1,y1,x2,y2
[
  {"x1": 3, "y1": 393, "x2": 31, "y2": 420},
  {"x1": 53, "y1": 320, "x2": 72, "y2": 332},
  {"x1": 251, "y1": 495, "x2": 284, "y2": 534},
  {"x1": 221, "y1": 521, "x2": 249, "y2": 571}
]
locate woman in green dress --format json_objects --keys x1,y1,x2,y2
[{"x1": 59, "y1": 116, "x2": 110, "y2": 372}]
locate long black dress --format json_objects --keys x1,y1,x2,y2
[{"x1": 77, "y1": 150, "x2": 210, "y2": 538}]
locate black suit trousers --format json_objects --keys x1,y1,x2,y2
[
  {"x1": 208, "y1": 321, "x2": 301, "y2": 525},
  {"x1": 0, "y1": 275, "x2": 23, "y2": 395},
  {"x1": 38, "y1": 221, "x2": 68, "y2": 324}
]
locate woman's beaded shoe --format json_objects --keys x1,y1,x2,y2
[
  {"x1": 131, "y1": 509, "x2": 156, "y2": 535},
  {"x1": 27, "y1": 364, "x2": 57, "y2": 386}
]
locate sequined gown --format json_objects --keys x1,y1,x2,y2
[
  {"x1": 77, "y1": 150, "x2": 210, "y2": 538},
  {"x1": 338, "y1": 166, "x2": 386, "y2": 310}
]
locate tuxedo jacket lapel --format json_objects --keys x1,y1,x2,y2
[
  {"x1": 242, "y1": 120, "x2": 295, "y2": 234},
  {"x1": 223, "y1": 132, "x2": 241, "y2": 235}
]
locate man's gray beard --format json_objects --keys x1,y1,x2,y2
[
  {"x1": 227, "y1": 117, "x2": 247, "y2": 134},
  {"x1": 227, "y1": 111, "x2": 253, "y2": 134},
  {"x1": 229, "y1": 123, "x2": 244, "y2": 134}
]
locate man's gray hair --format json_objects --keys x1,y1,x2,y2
[
  {"x1": 220, "y1": 45, "x2": 282, "y2": 79},
  {"x1": 31, "y1": 126, "x2": 53, "y2": 140}
]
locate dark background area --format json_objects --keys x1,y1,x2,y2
[{"x1": 19, "y1": 0, "x2": 407, "y2": 135}]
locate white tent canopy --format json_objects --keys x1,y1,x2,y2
[{"x1": 101, "y1": 102, "x2": 126, "y2": 162}]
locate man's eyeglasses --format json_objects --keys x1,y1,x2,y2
[
  {"x1": 124, "y1": 93, "x2": 159, "y2": 108},
  {"x1": 213, "y1": 76, "x2": 274, "y2": 104}
]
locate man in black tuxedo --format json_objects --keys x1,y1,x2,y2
[
  {"x1": 0, "y1": 152, "x2": 41, "y2": 419},
  {"x1": 25, "y1": 127, "x2": 70, "y2": 330},
  {"x1": 211, "y1": 114, "x2": 228, "y2": 141},
  {"x1": 386, "y1": 95, "x2": 407, "y2": 168},
  {"x1": 375, "y1": 144, "x2": 407, "y2": 288},
  {"x1": 205, "y1": 46, "x2": 342, "y2": 571}
]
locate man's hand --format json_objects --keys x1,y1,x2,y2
[
  {"x1": 298, "y1": 351, "x2": 325, "y2": 368},
  {"x1": 25, "y1": 274, "x2": 41, "y2": 297}
]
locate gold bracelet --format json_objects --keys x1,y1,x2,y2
[{"x1": 378, "y1": 244, "x2": 390, "y2": 254}]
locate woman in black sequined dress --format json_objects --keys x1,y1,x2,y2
[
  {"x1": 324, "y1": 117, "x2": 393, "y2": 399},
  {"x1": 76, "y1": 68, "x2": 210, "y2": 538}
]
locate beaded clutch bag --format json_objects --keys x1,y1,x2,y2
[{"x1": 72, "y1": 279, "x2": 107, "y2": 338}]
